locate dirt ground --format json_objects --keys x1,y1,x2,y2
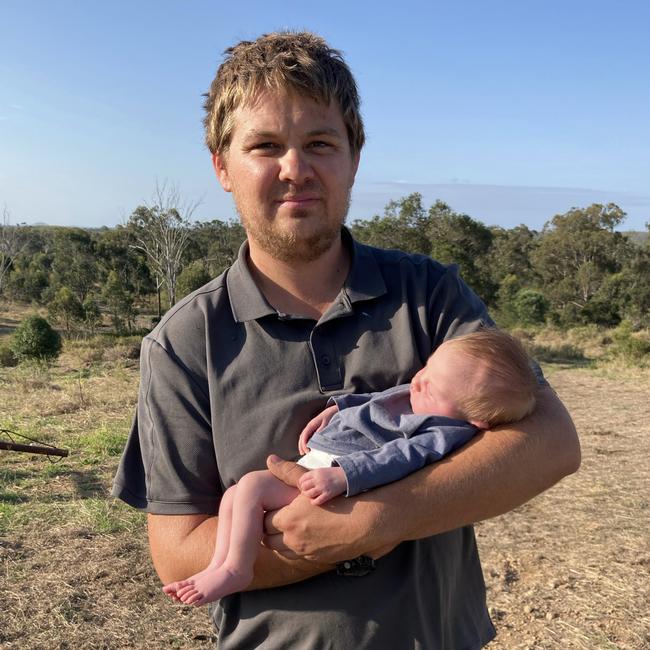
[{"x1": 1, "y1": 359, "x2": 649, "y2": 649}]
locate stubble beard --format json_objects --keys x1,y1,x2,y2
[{"x1": 237, "y1": 189, "x2": 351, "y2": 264}]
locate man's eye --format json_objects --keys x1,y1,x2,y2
[{"x1": 309, "y1": 141, "x2": 332, "y2": 149}]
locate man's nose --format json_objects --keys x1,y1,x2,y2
[{"x1": 278, "y1": 148, "x2": 314, "y2": 184}]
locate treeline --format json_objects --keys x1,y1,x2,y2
[
  {"x1": 1, "y1": 194, "x2": 648, "y2": 335},
  {"x1": 351, "y1": 195, "x2": 649, "y2": 329},
  {"x1": 0, "y1": 201, "x2": 245, "y2": 334}
]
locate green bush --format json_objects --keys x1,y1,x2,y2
[
  {"x1": 0, "y1": 341, "x2": 18, "y2": 367},
  {"x1": 610, "y1": 321, "x2": 650, "y2": 363},
  {"x1": 10, "y1": 315, "x2": 62, "y2": 361},
  {"x1": 513, "y1": 289, "x2": 548, "y2": 325}
]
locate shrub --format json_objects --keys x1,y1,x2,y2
[
  {"x1": 513, "y1": 289, "x2": 548, "y2": 325},
  {"x1": 10, "y1": 315, "x2": 62, "y2": 361},
  {"x1": 610, "y1": 321, "x2": 650, "y2": 364},
  {"x1": 0, "y1": 341, "x2": 18, "y2": 367}
]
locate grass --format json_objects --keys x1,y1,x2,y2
[
  {"x1": 77, "y1": 422, "x2": 129, "y2": 459},
  {"x1": 73, "y1": 498, "x2": 146, "y2": 534}
]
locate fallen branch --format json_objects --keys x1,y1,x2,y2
[
  {"x1": 0, "y1": 428, "x2": 69, "y2": 458},
  {"x1": 0, "y1": 440, "x2": 69, "y2": 457}
]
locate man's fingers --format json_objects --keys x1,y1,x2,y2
[
  {"x1": 266, "y1": 455, "x2": 307, "y2": 487},
  {"x1": 261, "y1": 532, "x2": 302, "y2": 560}
]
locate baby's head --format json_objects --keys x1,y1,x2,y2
[{"x1": 409, "y1": 329, "x2": 537, "y2": 429}]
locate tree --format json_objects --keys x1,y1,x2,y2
[
  {"x1": 185, "y1": 219, "x2": 246, "y2": 277},
  {"x1": 7, "y1": 253, "x2": 50, "y2": 302},
  {"x1": 95, "y1": 225, "x2": 153, "y2": 300},
  {"x1": 531, "y1": 203, "x2": 632, "y2": 325},
  {"x1": 47, "y1": 286, "x2": 85, "y2": 335},
  {"x1": 128, "y1": 181, "x2": 199, "y2": 314},
  {"x1": 0, "y1": 206, "x2": 26, "y2": 296},
  {"x1": 177, "y1": 261, "x2": 212, "y2": 299},
  {"x1": 50, "y1": 228, "x2": 99, "y2": 302},
  {"x1": 350, "y1": 193, "x2": 430, "y2": 254},
  {"x1": 102, "y1": 271, "x2": 136, "y2": 334},
  {"x1": 82, "y1": 296, "x2": 103, "y2": 335},
  {"x1": 427, "y1": 201, "x2": 497, "y2": 305},
  {"x1": 488, "y1": 225, "x2": 539, "y2": 287}
]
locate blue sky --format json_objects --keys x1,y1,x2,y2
[{"x1": 1, "y1": 0, "x2": 648, "y2": 231}]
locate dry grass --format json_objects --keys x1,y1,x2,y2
[
  {"x1": 478, "y1": 364, "x2": 650, "y2": 649},
  {"x1": 1, "y1": 328, "x2": 649, "y2": 648}
]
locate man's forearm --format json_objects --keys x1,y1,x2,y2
[
  {"x1": 375, "y1": 386, "x2": 580, "y2": 542},
  {"x1": 264, "y1": 386, "x2": 580, "y2": 562}
]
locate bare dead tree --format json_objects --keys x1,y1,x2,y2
[
  {"x1": 129, "y1": 181, "x2": 200, "y2": 312},
  {"x1": 0, "y1": 205, "x2": 26, "y2": 296}
]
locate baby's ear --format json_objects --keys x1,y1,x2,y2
[{"x1": 469, "y1": 419, "x2": 489, "y2": 430}]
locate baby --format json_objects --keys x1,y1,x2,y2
[{"x1": 163, "y1": 328, "x2": 537, "y2": 606}]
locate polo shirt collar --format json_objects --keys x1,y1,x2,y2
[
  {"x1": 227, "y1": 229, "x2": 387, "y2": 323},
  {"x1": 342, "y1": 228, "x2": 387, "y2": 304},
  {"x1": 227, "y1": 240, "x2": 276, "y2": 322}
]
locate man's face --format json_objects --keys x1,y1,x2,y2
[{"x1": 212, "y1": 90, "x2": 360, "y2": 263}]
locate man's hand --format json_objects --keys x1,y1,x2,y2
[
  {"x1": 264, "y1": 455, "x2": 398, "y2": 563},
  {"x1": 298, "y1": 404, "x2": 338, "y2": 454}
]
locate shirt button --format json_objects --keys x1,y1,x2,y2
[{"x1": 321, "y1": 354, "x2": 331, "y2": 366}]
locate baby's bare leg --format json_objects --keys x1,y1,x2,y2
[
  {"x1": 209, "y1": 484, "x2": 235, "y2": 569},
  {"x1": 163, "y1": 484, "x2": 237, "y2": 601},
  {"x1": 172, "y1": 470, "x2": 299, "y2": 606}
]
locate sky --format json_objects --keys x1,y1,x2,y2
[{"x1": 1, "y1": 1, "x2": 649, "y2": 232}]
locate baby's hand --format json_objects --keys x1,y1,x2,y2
[
  {"x1": 298, "y1": 467, "x2": 347, "y2": 505},
  {"x1": 298, "y1": 404, "x2": 339, "y2": 454}
]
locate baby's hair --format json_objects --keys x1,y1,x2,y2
[{"x1": 445, "y1": 328, "x2": 537, "y2": 426}]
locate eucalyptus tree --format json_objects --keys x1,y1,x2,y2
[
  {"x1": 0, "y1": 206, "x2": 26, "y2": 296},
  {"x1": 128, "y1": 182, "x2": 199, "y2": 316}
]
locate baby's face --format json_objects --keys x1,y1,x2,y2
[{"x1": 409, "y1": 342, "x2": 481, "y2": 419}]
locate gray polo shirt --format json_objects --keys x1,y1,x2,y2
[{"x1": 113, "y1": 230, "x2": 496, "y2": 649}]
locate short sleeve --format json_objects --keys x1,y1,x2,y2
[
  {"x1": 111, "y1": 336, "x2": 221, "y2": 514},
  {"x1": 428, "y1": 264, "x2": 494, "y2": 348}
]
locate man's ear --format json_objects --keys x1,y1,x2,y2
[
  {"x1": 469, "y1": 419, "x2": 489, "y2": 431},
  {"x1": 212, "y1": 152, "x2": 232, "y2": 192}
]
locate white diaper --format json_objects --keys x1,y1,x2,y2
[{"x1": 297, "y1": 449, "x2": 339, "y2": 469}]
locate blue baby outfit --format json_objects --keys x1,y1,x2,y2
[{"x1": 306, "y1": 384, "x2": 479, "y2": 497}]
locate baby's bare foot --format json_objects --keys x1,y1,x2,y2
[{"x1": 167, "y1": 565, "x2": 253, "y2": 607}]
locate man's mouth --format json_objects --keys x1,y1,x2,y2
[{"x1": 277, "y1": 195, "x2": 321, "y2": 206}]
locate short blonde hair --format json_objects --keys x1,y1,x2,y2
[
  {"x1": 446, "y1": 329, "x2": 537, "y2": 426},
  {"x1": 203, "y1": 31, "x2": 365, "y2": 156}
]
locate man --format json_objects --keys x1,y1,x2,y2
[{"x1": 113, "y1": 32, "x2": 580, "y2": 648}]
